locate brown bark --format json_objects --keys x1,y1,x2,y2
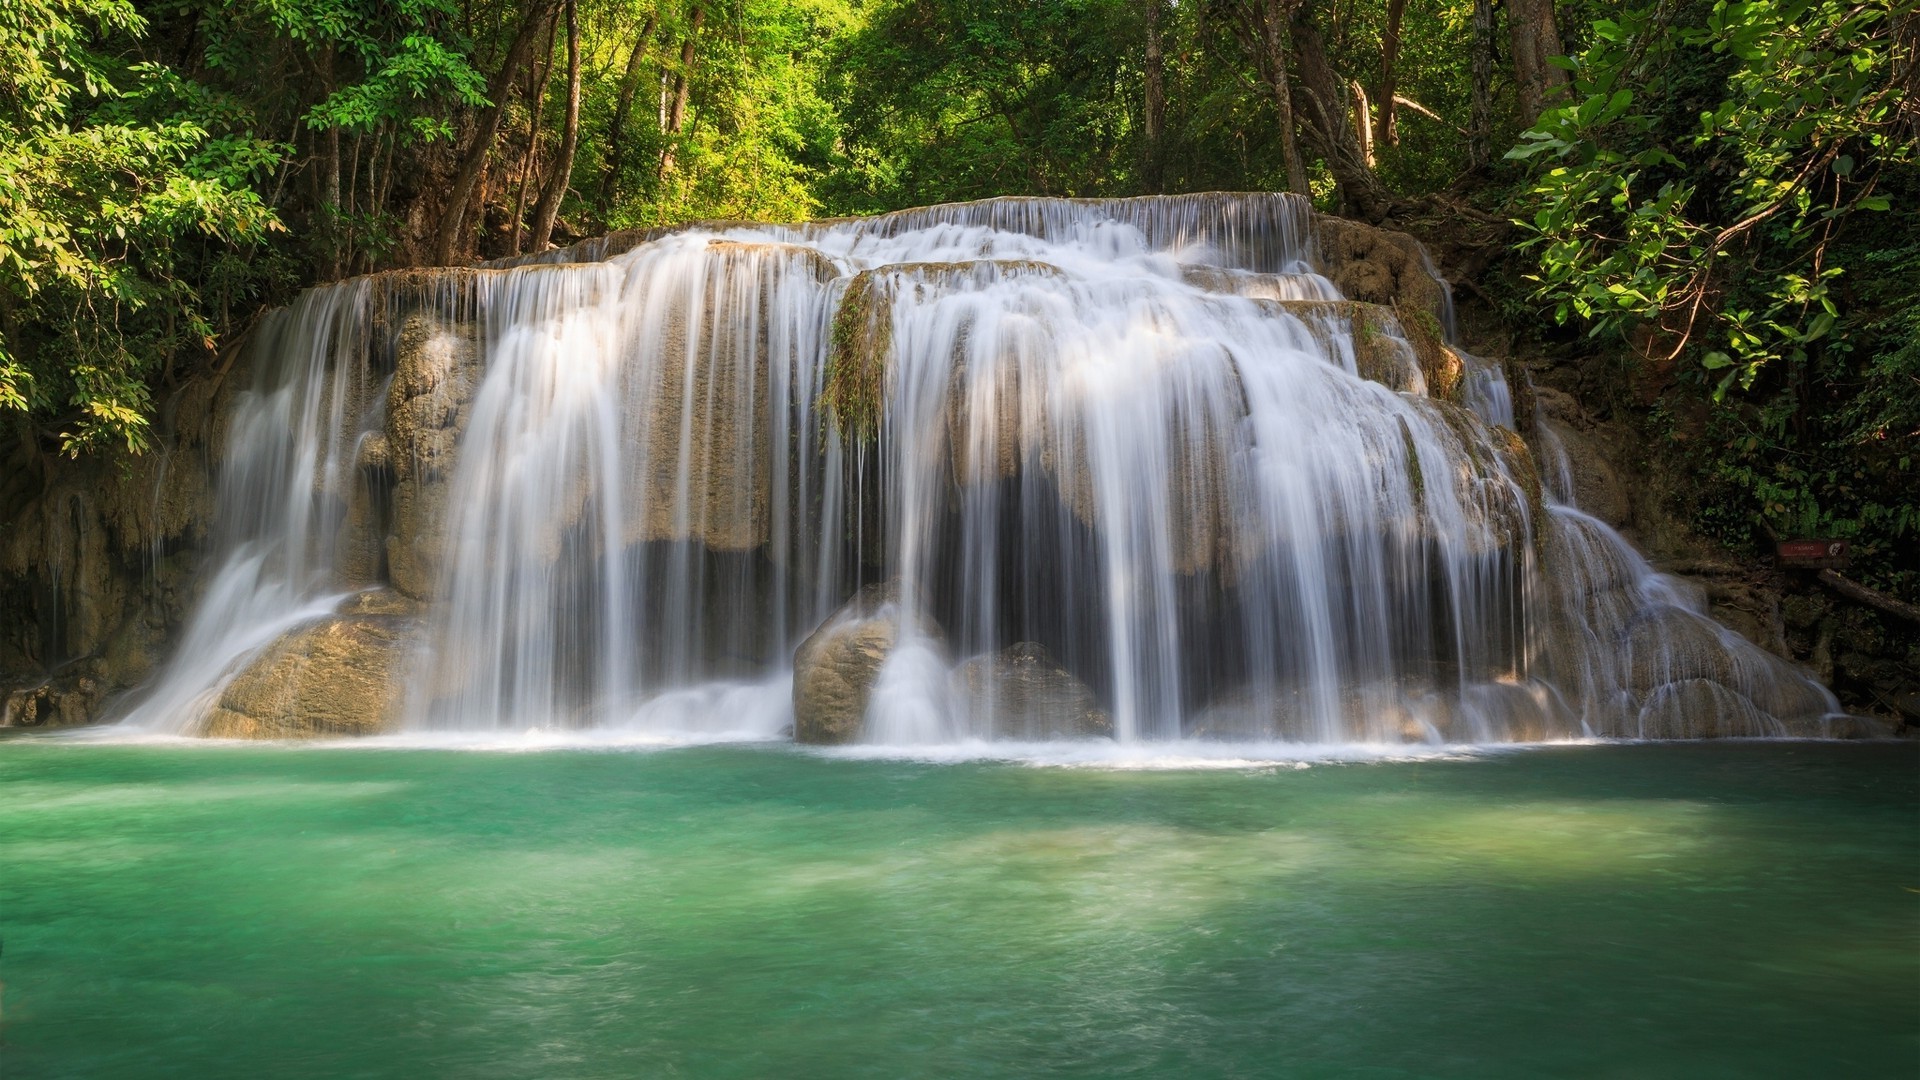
[
  {"x1": 431, "y1": 0, "x2": 565, "y2": 266},
  {"x1": 1349, "y1": 79, "x2": 1373, "y2": 167},
  {"x1": 529, "y1": 0, "x2": 582, "y2": 252},
  {"x1": 1144, "y1": 0, "x2": 1165, "y2": 189},
  {"x1": 1289, "y1": 1, "x2": 1391, "y2": 219},
  {"x1": 1470, "y1": 0, "x2": 1494, "y2": 164},
  {"x1": 1213, "y1": 1, "x2": 1306, "y2": 192},
  {"x1": 1818, "y1": 570, "x2": 1920, "y2": 625},
  {"x1": 510, "y1": 11, "x2": 560, "y2": 255},
  {"x1": 658, "y1": 4, "x2": 705, "y2": 179},
  {"x1": 1375, "y1": 0, "x2": 1407, "y2": 147},
  {"x1": 597, "y1": 12, "x2": 660, "y2": 215},
  {"x1": 1508, "y1": 0, "x2": 1570, "y2": 127},
  {"x1": 1248, "y1": 0, "x2": 1308, "y2": 194}
]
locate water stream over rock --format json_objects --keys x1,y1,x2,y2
[{"x1": 112, "y1": 194, "x2": 1839, "y2": 742}]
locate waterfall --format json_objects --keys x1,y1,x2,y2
[
  {"x1": 117, "y1": 194, "x2": 1840, "y2": 742},
  {"x1": 118, "y1": 283, "x2": 381, "y2": 732}
]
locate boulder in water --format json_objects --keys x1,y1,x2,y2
[
  {"x1": 792, "y1": 584, "x2": 935, "y2": 744},
  {"x1": 201, "y1": 595, "x2": 417, "y2": 737},
  {"x1": 2, "y1": 675, "x2": 106, "y2": 729},
  {"x1": 953, "y1": 643, "x2": 1111, "y2": 739}
]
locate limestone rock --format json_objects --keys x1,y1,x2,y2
[
  {"x1": 1264, "y1": 299, "x2": 1457, "y2": 401},
  {"x1": 385, "y1": 311, "x2": 480, "y2": 599},
  {"x1": 2, "y1": 675, "x2": 106, "y2": 729},
  {"x1": 1310, "y1": 215, "x2": 1450, "y2": 327},
  {"x1": 0, "y1": 369, "x2": 225, "y2": 725},
  {"x1": 953, "y1": 642, "x2": 1111, "y2": 739},
  {"x1": 1540, "y1": 418, "x2": 1628, "y2": 525},
  {"x1": 1633, "y1": 679, "x2": 1777, "y2": 739},
  {"x1": 791, "y1": 584, "x2": 930, "y2": 744},
  {"x1": 201, "y1": 602, "x2": 415, "y2": 737},
  {"x1": 621, "y1": 240, "x2": 836, "y2": 553}
]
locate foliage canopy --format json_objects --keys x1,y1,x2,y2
[{"x1": 0, "y1": 0, "x2": 1913, "y2": 593}]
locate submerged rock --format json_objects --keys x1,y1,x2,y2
[{"x1": 953, "y1": 642, "x2": 1111, "y2": 739}]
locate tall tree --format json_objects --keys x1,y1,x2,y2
[
  {"x1": 659, "y1": 3, "x2": 706, "y2": 178},
  {"x1": 597, "y1": 11, "x2": 661, "y2": 218},
  {"x1": 1374, "y1": 0, "x2": 1407, "y2": 148},
  {"x1": 529, "y1": 0, "x2": 583, "y2": 250},
  {"x1": 432, "y1": 0, "x2": 566, "y2": 265},
  {"x1": 1143, "y1": 0, "x2": 1166, "y2": 189},
  {"x1": 1469, "y1": 0, "x2": 1494, "y2": 165},
  {"x1": 509, "y1": 10, "x2": 562, "y2": 255},
  {"x1": 1213, "y1": 0, "x2": 1309, "y2": 194},
  {"x1": 1507, "y1": 0, "x2": 1568, "y2": 126},
  {"x1": 1288, "y1": 0, "x2": 1391, "y2": 218}
]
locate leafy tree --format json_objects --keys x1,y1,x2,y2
[
  {"x1": 0, "y1": 0, "x2": 285, "y2": 453},
  {"x1": 1511, "y1": 0, "x2": 1910, "y2": 397}
]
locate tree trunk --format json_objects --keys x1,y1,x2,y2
[
  {"x1": 1508, "y1": 0, "x2": 1569, "y2": 127},
  {"x1": 1470, "y1": 0, "x2": 1494, "y2": 165},
  {"x1": 1252, "y1": 0, "x2": 1309, "y2": 195},
  {"x1": 1289, "y1": 1, "x2": 1392, "y2": 219},
  {"x1": 1349, "y1": 79, "x2": 1373, "y2": 167},
  {"x1": 529, "y1": 0, "x2": 582, "y2": 252},
  {"x1": 510, "y1": 11, "x2": 560, "y2": 255},
  {"x1": 658, "y1": 4, "x2": 705, "y2": 179},
  {"x1": 1375, "y1": 0, "x2": 1407, "y2": 147},
  {"x1": 431, "y1": 0, "x2": 564, "y2": 266},
  {"x1": 1143, "y1": 0, "x2": 1165, "y2": 190},
  {"x1": 597, "y1": 12, "x2": 660, "y2": 217}
]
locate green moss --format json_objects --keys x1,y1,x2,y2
[
  {"x1": 1398, "y1": 415, "x2": 1425, "y2": 511},
  {"x1": 1495, "y1": 426, "x2": 1550, "y2": 559},
  {"x1": 823, "y1": 271, "x2": 891, "y2": 443},
  {"x1": 1393, "y1": 300, "x2": 1460, "y2": 404}
]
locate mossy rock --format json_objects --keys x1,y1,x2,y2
[{"x1": 823, "y1": 271, "x2": 892, "y2": 444}]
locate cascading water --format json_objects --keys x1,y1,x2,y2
[
  {"x1": 118, "y1": 283, "x2": 382, "y2": 732},
  {"x1": 116, "y1": 193, "x2": 1841, "y2": 742}
]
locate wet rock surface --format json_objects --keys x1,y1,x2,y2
[
  {"x1": 201, "y1": 596, "x2": 417, "y2": 738},
  {"x1": 1310, "y1": 216, "x2": 1451, "y2": 326},
  {"x1": 791, "y1": 585, "x2": 929, "y2": 745},
  {"x1": 385, "y1": 311, "x2": 480, "y2": 600},
  {"x1": 4, "y1": 196, "x2": 1903, "y2": 739},
  {"x1": 0, "y1": 370, "x2": 233, "y2": 727},
  {"x1": 953, "y1": 643, "x2": 1111, "y2": 739}
]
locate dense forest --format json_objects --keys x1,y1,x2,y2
[{"x1": 2, "y1": 0, "x2": 1915, "y2": 605}]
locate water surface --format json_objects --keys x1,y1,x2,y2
[{"x1": 2, "y1": 740, "x2": 1914, "y2": 1077}]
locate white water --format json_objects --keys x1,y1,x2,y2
[
  {"x1": 118, "y1": 194, "x2": 1838, "y2": 742},
  {"x1": 118, "y1": 283, "x2": 379, "y2": 731}
]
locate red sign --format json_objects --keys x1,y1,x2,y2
[{"x1": 1776, "y1": 539, "x2": 1849, "y2": 568}]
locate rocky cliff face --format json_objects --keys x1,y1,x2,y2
[
  {"x1": 0, "y1": 371, "x2": 235, "y2": 728},
  {"x1": 1449, "y1": 304, "x2": 1913, "y2": 735},
  {"x1": 0, "y1": 201, "x2": 1876, "y2": 738}
]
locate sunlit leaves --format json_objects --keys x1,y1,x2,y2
[
  {"x1": 0, "y1": 0, "x2": 286, "y2": 453},
  {"x1": 1508, "y1": 0, "x2": 1907, "y2": 397}
]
